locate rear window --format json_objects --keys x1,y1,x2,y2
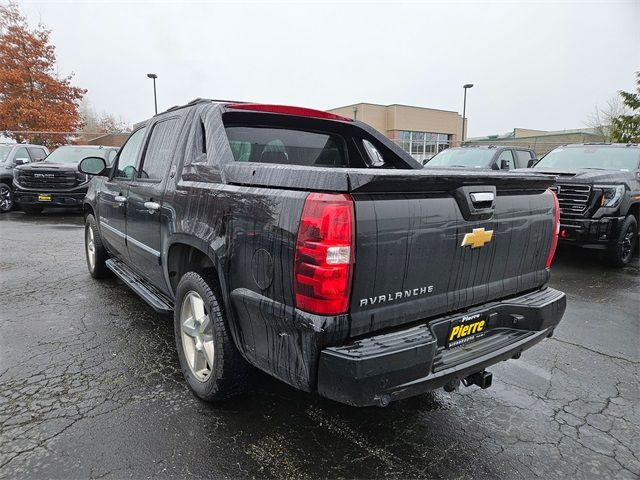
[{"x1": 225, "y1": 127, "x2": 347, "y2": 167}]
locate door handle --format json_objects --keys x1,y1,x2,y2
[
  {"x1": 114, "y1": 195, "x2": 127, "y2": 203},
  {"x1": 144, "y1": 201, "x2": 160, "y2": 212}
]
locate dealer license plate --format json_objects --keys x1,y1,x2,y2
[
  {"x1": 447, "y1": 313, "x2": 488, "y2": 348},
  {"x1": 38, "y1": 194, "x2": 52, "y2": 202}
]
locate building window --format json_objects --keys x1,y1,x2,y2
[{"x1": 393, "y1": 130, "x2": 450, "y2": 161}]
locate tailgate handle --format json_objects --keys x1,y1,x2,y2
[
  {"x1": 470, "y1": 192, "x2": 494, "y2": 203},
  {"x1": 453, "y1": 186, "x2": 496, "y2": 221},
  {"x1": 470, "y1": 192, "x2": 495, "y2": 208}
]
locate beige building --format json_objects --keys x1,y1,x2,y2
[
  {"x1": 85, "y1": 133, "x2": 129, "y2": 148},
  {"x1": 468, "y1": 128, "x2": 606, "y2": 157},
  {"x1": 327, "y1": 103, "x2": 464, "y2": 163}
]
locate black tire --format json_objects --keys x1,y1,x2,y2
[
  {"x1": 174, "y1": 271, "x2": 250, "y2": 402},
  {"x1": 21, "y1": 205, "x2": 43, "y2": 214},
  {"x1": 85, "y1": 214, "x2": 111, "y2": 278},
  {"x1": 604, "y1": 215, "x2": 638, "y2": 267},
  {"x1": 0, "y1": 183, "x2": 13, "y2": 213}
]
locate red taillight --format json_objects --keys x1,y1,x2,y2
[
  {"x1": 546, "y1": 189, "x2": 560, "y2": 268},
  {"x1": 294, "y1": 193, "x2": 355, "y2": 315},
  {"x1": 226, "y1": 103, "x2": 353, "y2": 122}
]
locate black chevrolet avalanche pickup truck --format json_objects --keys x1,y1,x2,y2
[
  {"x1": 13, "y1": 145, "x2": 119, "y2": 214},
  {"x1": 534, "y1": 143, "x2": 640, "y2": 267},
  {"x1": 78, "y1": 100, "x2": 566, "y2": 407}
]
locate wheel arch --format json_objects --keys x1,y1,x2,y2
[
  {"x1": 628, "y1": 202, "x2": 639, "y2": 223},
  {"x1": 83, "y1": 202, "x2": 95, "y2": 218},
  {"x1": 165, "y1": 235, "x2": 228, "y2": 302},
  {"x1": 166, "y1": 235, "x2": 245, "y2": 358}
]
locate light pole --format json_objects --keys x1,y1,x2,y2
[
  {"x1": 461, "y1": 83, "x2": 474, "y2": 145},
  {"x1": 352, "y1": 106, "x2": 358, "y2": 120},
  {"x1": 147, "y1": 73, "x2": 158, "y2": 115}
]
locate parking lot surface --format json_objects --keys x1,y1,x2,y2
[{"x1": 0, "y1": 211, "x2": 638, "y2": 479}]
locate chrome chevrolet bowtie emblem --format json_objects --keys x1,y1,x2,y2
[{"x1": 461, "y1": 228, "x2": 494, "y2": 248}]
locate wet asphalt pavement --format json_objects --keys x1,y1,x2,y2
[{"x1": 0, "y1": 210, "x2": 638, "y2": 479}]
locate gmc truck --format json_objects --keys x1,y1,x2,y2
[
  {"x1": 13, "y1": 145, "x2": 119, "y2": 214},
  {"x1": 78, "y1": 100, "x2": 566, "y2": 407},
  {"x1": 424, "y1": 145, "x2": 537, "y2": 170},
  {"x1": 534, "y1": 143, "x2": 639, "y2": 267}
]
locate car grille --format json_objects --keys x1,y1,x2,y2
[
  {"x1": 550, "y1": 183, "x2": 591, "y2": 214},
  {"x1": 16, "y1": 170, "x2": 77, "y2": 189}
]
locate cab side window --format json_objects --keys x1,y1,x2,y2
[
  {"x1": 496, "y1": 150, "x2": 515, "y2": 170},
  {"x1": 13, "y1": 147, "x2": 31, "y2": 164},
  {"x1": 139, "y1": 118, "x2": 180, "y2": 180},
  {"x1": 515, "y1": 150, "x2": 534, "y2": 168},
  {"x1": 27, "y1": 147, "x2": 47, "y2": 162},
  {"x1": 115, "y1": 127, "x2": 147, "y2": 179}
]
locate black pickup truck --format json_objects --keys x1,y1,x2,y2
[
  {"x1": 424, "y1": 145, "x2": 537, "y2": 170},
  {"x1": 534, "y1": 143, "x2": 639, "y2": 267},
  {"x1": 78, "y1": 100, "x2": 566, "y2": 407},
  {"x1": 13, "y1": 145, "x2": 119, "y2": 214}
]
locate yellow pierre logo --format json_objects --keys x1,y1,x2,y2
[
  {"x1": 449, "y1": 320, "x2": 486, "y2": 341},
  {"x1": 461, "y1": 228, "x2": 494, "y2": 248}
]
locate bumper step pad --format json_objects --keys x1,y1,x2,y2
[{"x1": 317, "y1": 288, "x2": 565, "y2": 406}]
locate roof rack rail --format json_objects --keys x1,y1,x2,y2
[{"x1": 161, "y1": 98, "x2": 247, "y2": 115}]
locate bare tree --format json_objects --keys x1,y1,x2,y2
[
  {"x1": 78, "y1": 98, "x2": 131, "y2": 143},
  {"x1": 586, "y1": 96, "x2": 628, "y2": 141}
]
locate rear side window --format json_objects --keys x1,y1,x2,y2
[
  {"x1": 140, "y1": 118, "x2": 180, "y2": 179},
  {"x1": 27, "y1": 147, "x2": 47, "y2": 161},
  {"x1": 496, "y1": 150, "x2": 515, "y2": 170},
  {"x1": 225, "y1": 127, "x2": 347, "y2": 167},
  {"x1": 362, "y1": 139, "x2": 385, "y2": 167},
  {"x1": 13, "y1": 147, "x2": 31, "y2": 163},
  {"x1": 515, "y1": 150, "x2": 533, "y2": 168}
]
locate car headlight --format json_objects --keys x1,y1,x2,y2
[{"x1": 595, "y1": 184, "x2": 624, "y2": 208}]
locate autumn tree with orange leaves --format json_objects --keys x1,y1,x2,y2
[{"x1": 0, "y1": 3, "x2": 86, "y2": 147}]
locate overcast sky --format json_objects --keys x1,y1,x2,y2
[{"x1": 17, "y1": 0, "x2": 640, "y2": 137}]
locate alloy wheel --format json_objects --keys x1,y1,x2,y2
[
  {"x1": 86, "y1": 224, "x2": 96, "y2": 271},
  {"x1": 621, "y1": 224, "x2": 635, "y2": 263},
  {"x1": 180, "y1": 291, "x2": 215, "y2": 381},
  {"x1": 0, "y1": 185, "x2": 12, "y2": 212}
]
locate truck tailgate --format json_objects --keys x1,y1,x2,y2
[
  {"x1": 349, "y1": 182, "x2": 556, "y2": 337},
  {"x1": 223, "y1": 161, "x2": 557, "y2": 337}
]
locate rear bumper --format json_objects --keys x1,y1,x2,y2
[
  {"x1": 14, "y1": 187, "x2": 87, "y2": 208},
  {"x1": 317, "y1": 287, "x2": 566, "y2": 407},
  {"x1": 558, "y1": 216, "x2": 624, "y2": 248}
]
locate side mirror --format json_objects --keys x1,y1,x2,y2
[
  {"x1": 79, "y1": 156, "x2": 108, "y2": 176},
  {"x1": 527, "y1": 158, "x2": 538, "y2": 168},
  {"x1": 14, "y1": 158, "x2": 28, "y2": 165},
  {"x1": 500, "y1": 159, "x2": 510, "y2": 170}
]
